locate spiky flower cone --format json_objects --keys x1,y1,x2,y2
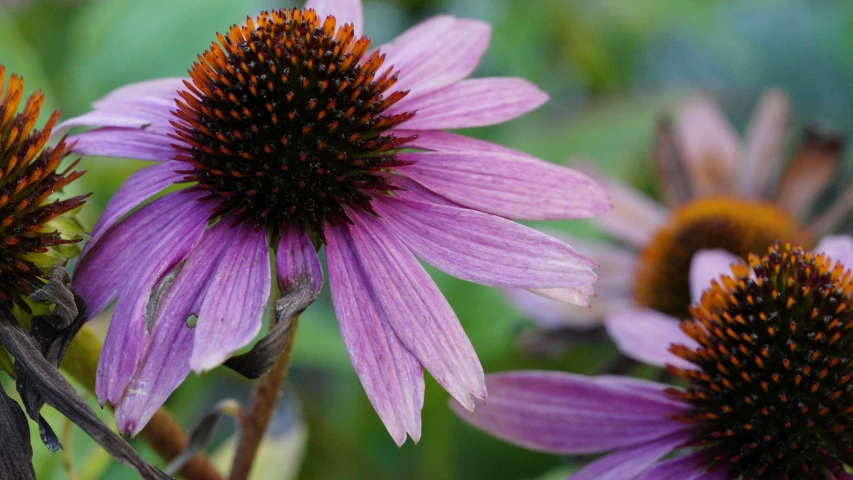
[{"x1": 0, "y1": 65, "x2": 87, "y2": 313}]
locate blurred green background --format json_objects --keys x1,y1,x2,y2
[{"x1": 3, "y1": 0, "x2": 853, "y2": 478}]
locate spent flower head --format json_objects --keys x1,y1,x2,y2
[
  {"x1": 0, "y1": 65, "x2": 87, "y2": 314},
  {"x1": 506, "y1": 91, "x2": 850, "y2": 334}
]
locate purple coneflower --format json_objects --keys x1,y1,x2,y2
[
  {"x1": 56, "y1": 0, "x2": 610, "y2": 444},
  {"x1": 507, "y1": 90, "x2": 850, "y2": 331},
  {"x1": 456, "y1": 238, "x2": 853, "y2": 479}
]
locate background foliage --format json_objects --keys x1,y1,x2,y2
[{"x1": 3, "y1": 0, "x2": 853, "y2": 478}]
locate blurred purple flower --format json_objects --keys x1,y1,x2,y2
[
  {"x1": 507, "y1": 90, "x2": 850, "y2": 331},
  {"x1": 56, "y1": 0, "x2": 611, "y2": 445},
  {"x1": 457, "y1": 236, "x2": 853, "y2": 479}
]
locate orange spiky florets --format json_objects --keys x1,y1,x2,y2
[
  {"x1": 668, "y1": 242, "x2": 853, "y2": 479},
  {"x1": 170, "y1": 8, "x2": 416, "y2": 237},
  {"x1": 0, "y1": 66, "x2": 88, "y2": 312}
]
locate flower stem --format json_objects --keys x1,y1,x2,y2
[
  {"x1": 228, "y1": 316, "x2": 301, "y2": 480},
  {"x1": 62, "y1": 325, "x2": 223, "y2": 480}
]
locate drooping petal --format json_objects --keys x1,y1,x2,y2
[
  {"x1": 450, "y1": 371, "x2": 689, "y2": 455},
  {"x1": 55, "y1": 79, "x2": 183, "y2": 136},
  {"x1": 816, "y1": 235, "x2": 853, "y2": 269},
  {"x1": 391, "y1": 78, "x2": 548, "y2": 130},
  {"x1": 113, "y1": 220, "x2": 239, "y2": 436},
  {"x1": 604, "y1": 308, "x2": 696, "y2": 369},
  {"x1": 276, "y1": 225, "x2": 323, "y2": 298},
  {"x1": 390, "y1": 175, "x2": 461, "y2": 207},
  {"x1": 92, "y1": 77, "x2": 186, "y2": 109},
  {"x1": 89, "y1": 190, "x2": 211, "y2": 405},
  {"x1": 527, "y1": 285, "x2": 594, "y2": 307},
  {"x1": 68, "y1": 128, "x2": 177, "y2": 163},
  {"x1": 190, "y1": 222, "x2": 272, "y2": 372},
  {"x1": 688, "y1": 249, "x2": 742, "y2": 305},
  {"x1": 381, "y1": 17, "x2": 491, "y2": 100},
  {"x1": 675, "y1": 97, "x2": 740, "y2": 197},
  {"x1": 577, "y1": 164, "x2": 668, "y2": 248},
  {"x1": 86, "y1": 161, "x2": 183, "y2": 252},
  {"x1": 72, "y1": 188, "x2": 207, "y2": 319},
  {"x1": 774, "y1": 125, "x2": 845, "y2": 218},
  {"x1": 372, "y1": 196, "x2": 597, "y2": 289},
  {"x1": 343, "y1": 211, "x2": 486, "y2": 410},
  {"x1": 304, "y1": 0, "x2": 363, "y2": 36},
  {"x1": 640, "y1": 450, "x2": 713, "y2": 480},
  {"x1": 571, "y1": 431, "x2": 692, "y2": 480},
  {"x1": 399, "y1": 151, "x2": 610, "y2": 220},
  {"x1": 538, "y1": 231, "x2": 636, "y2": 297},
  {"x1": 505, "y1": 288, "x2": 633, "y2": 330},
  {"x1": 326, "y1": 225, "x2": 424, "y2": 445},
  {"x1": 739, "y1": 89, "x2": 791, "y2": 198},
  {"x1": 401, "y1": 129, "x2": 516, "y2": 154}
]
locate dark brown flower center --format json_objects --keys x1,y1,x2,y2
[
  {"x1": 0, "y1": 65, "x2": 87, "y2": 312},
  {"x1": 668, "y1": 242, "x2": 853, "y2": 479},
  {"x1": 635, "y1": 197, "x2": 812, "y2": 319},
  {"x1": 171, "y1": 8, "x2": 416, "y2": 237}
]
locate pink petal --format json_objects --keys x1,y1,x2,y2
[
  {"x1": 372, "y1": 196, "x2": 597, "y2": 288},
  {"x1": 114, "y1": 314, "x2": 195, "y2": 438},
  {"x1": 54, "y1": 78, "x2": 183, "y2": 143},
  {"x1": 505, "y1": 288, "x2": 633, "y2": 330},
  {"x1": 389, "y1": 175, "x2": 461, "y2": 207},
  {"x1": 688, "y1": 249, "x2": 742, "y2": 305},
  {"x1": 739, "y1": 89, "x2": 791, "y2": 197},
  {"x1": 68, "y1": 128, "x2": 177, "y2": 162},
  {"x1": 571, "y1": 432, "x2": 691, "y2": 480},
  {"x1": 774, "y1": 125, "x2": 844, "y2": 218},
  {"x1": 72, "y1": 188, "x2": 206, "y2": 319},
  {"x1": 536, "y1": 231, "x2": 636, "y2": 297},
  {"x1": 577, "y1": 164, "x2": 668, "y2": 248},
  {"x1": 86, "y1": 161, "x2": 183, "y2": 253},
  {"x1": 342, "y1": 211, "x2": 486, "y2": 410},
  {"x1": 400, "y1": 129, "x2": 517, "y2": 154},
  {"x1": 86, "y1": 190, "x2": 211, "y2": 405},
  {"x1": 653, "y1": 119, "x2": 692, "y2": 208},
  {"x1": 816, "y1": 235, "x2": 853, "y2": 269},
  {"x1": 392, "y1": 78, "x2": 548, "y2": 130},
  {"x1": 378, "y1": 15, "x2": 456, "y2": 60},
  {"x1": 809, "y1": 186, "x2": 853, "y2": 235},
  {"x1": 326, "y1": 225, "x2": 424, "y2": 445},
  {"x1": 276, "y1": 225, "x2": 323, "y2": 298},
  {"x1": 113, "y1": 219, "x2": 240, "y2": 436},
  {"x1": 604, "y1": 308, "x2": 696, "y2": 369},
  {"x1": 527, "y1": 285, "x2": 594, "y2": 307},
  {"x1": 380, "y1": 17, "x2": 491, "y2": 100},
  {"x1": 640, "y1": 450, "x2": 713, "y2": 480},
  {"x1": 450, "y1": 371, "x2": 689, "y2": 455},
  {"x1": 304, "y1": 0, "x2": 363, "y2": 36},
  {"x1": 399, "y1": 151, "x2": 610, "y2": 220},
  {"x1": 675, "y1": 97, "x2": 741, "y2": 197},
  {"x1": 92, "y1": 77, "x2": 186, "y2": 108},
  {"x1": 190, "y1": 223, "x2": 271, "y2": 372},
  {"x1": 500, "y1": 231, "x2": 636, "y2": 328}
]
